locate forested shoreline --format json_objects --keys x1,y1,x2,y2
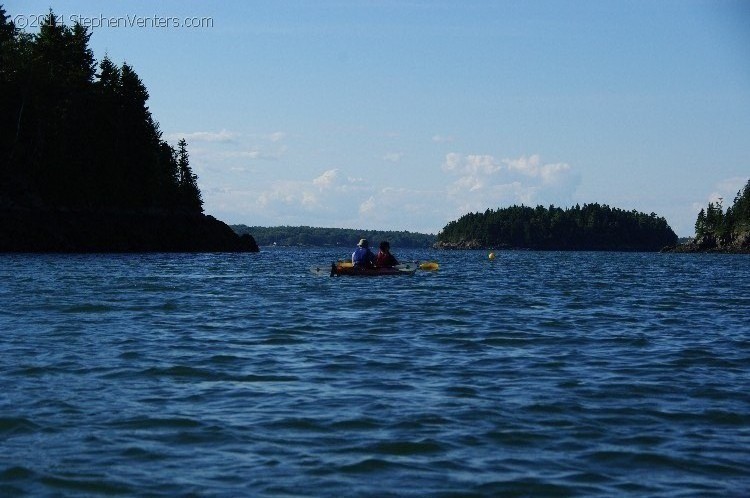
[
  {"x1": 673, "y1": 179, "x2": 750, "y2": 253},
  {"x1": 436, "y1": 203, "x2": 678, "y2": 252},
  {"x1": 232, "y1": 225, "x2": 435, "y2": 248},
  {"x1": 0, "y1": 7, "x2": 257, "y2": 252}
]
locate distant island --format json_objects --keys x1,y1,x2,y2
[
  {"x1": 435, "y1": 203, "x2": 677, "y2": 251},
  {"x1": 232, "y1": 225, "x2": 435, "y2": 248},
  {"x1": 669, "y1": 179, "x2": 750, "y2": 253},
  {"x1": 0, "y1": 8, "x2": 257, "y2": 252}
]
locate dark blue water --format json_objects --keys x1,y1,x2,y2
[{"x1": 1, "y1": 249, "x2": 749, "y2": 497}]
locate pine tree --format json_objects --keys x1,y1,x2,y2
[
  {"x1": 0, "y1": 5, "x2": 20, "y2": 171},
  {"x1": 0, "y1": 5, "x2": 18, "y2": 80},
  {"x1": 733, "y1": 180, "x2": 750, "y2": 230},
  {"x1": 177, "y1": 138, "x2": 203, "y2": 212},
  {"x1": 695, "y1": 208, "x2": 706, "y2": 237}
]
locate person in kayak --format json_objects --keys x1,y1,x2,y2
[
  {"x1": 375, "y1": 240, "x2": 399, "y2": 268},
  {"x1": 352, "y1": 238, "x2": 376, "y2": 268}
]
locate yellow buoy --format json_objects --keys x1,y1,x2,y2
[{"x1": 488, "y1": 252, "x2": 495, "y2": 260}]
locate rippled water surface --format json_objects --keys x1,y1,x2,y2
[{"x1": 1, "y1": 249, "x2": 749, "y2": 496}]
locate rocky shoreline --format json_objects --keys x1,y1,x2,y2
[
  {"x1": 663, "y1": 232, "x2": 750, "y2": 254},
  {"x1": 433, "y1": 239, "x2": 672, "y2": 252},
  {"x1": 0, "y1": 208, "x2": 259, "y2": 253},
  {"x1": 432, "y1": 239, "x2": 485, "y2": 250}
]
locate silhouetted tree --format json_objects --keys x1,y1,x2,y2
[
  {"x1": 177, "y1": 139, "x2": 203, "y2": 212},
  {"x1": 0, "y1": 6, "x2": 206, "y2": 214},
  {"x1": 695, "y1": 208, "x2": 706, "y2": 237}
]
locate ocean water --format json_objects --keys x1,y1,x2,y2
[{"x1": 1, "y1": 249, "x2": 749, "y2": 497}]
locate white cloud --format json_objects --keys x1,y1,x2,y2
[
  {"x1": 442, "y1": 152, "x2": 463, "y2": 172},
  {"x1": 467, "y1": 154, "x2": 502, "y2": 174},
  {"x1": 359, "y1": 196, "x2": 376, "y2": 215},
  {"x1": 168, "y1": 129, "x2": 238, "y2": 143},
  {"x1": 256, "y1": 181, "x2": 299, "y2": 208},
  {"x1": 313, "y1": 169, "x2": 338, "y2": 189},
  {"x1": 301, "y1": 191, "x2": 318, "y2": 207},
  {"x1": 223, "y1": 150, "x2": 261, "y2": 159},
  {"x1": 442, "y1": 153, "x2": 501, "y2": 175},
  {"x1": 442, "y1": 152, "x2": 580, "y2": 210},
  {"x1": 504, "y1": 154, "x2": 540, "y2": 176},
  {"x1": 501, "y1": 155, "x2": 572, "y2": 186},
  {"x1": 265, "y1": 131, "x2": 286, "y2": 142},
  {"x1": 539, "y1": 162, "x2": 572, "y2": 185},
  {"x1": 198, "y1": 150, "x2": 579, "y2": 234},
  {"x1": 216, "y1": 145, "x2": 287, "y2": 161}
]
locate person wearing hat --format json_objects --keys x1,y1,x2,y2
[
  {"x1": 352, "y1": 238, "x2": 376, "y2": 268},
  {"x1": 375, "y1": 240, "x2": 399, "y2": 268}
]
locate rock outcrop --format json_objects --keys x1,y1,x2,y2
[
  {"x1": 433, "y1": 239, "x2": 484, "y2": 250},
  {"x1": 666, "y1": 230, "x2": 750, "y2": 254}
]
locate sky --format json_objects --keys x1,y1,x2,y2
[{"x1": 7, "y1": 0, "x2": 750, "y2": 235}]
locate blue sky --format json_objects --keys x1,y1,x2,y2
[{"x1": 8, "y1": 1, "x2": 749, "y2": 235}]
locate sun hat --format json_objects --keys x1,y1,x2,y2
[{"x1": 357, "y1": 238, "x2": 368, "y2": 247}]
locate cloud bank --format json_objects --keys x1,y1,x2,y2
[
  {"x1": 193, "y1": 134, "x2": 581, "y2": 233},
  {"x1": 441, "y1": 153, "x2": 580, "y2": 214}
]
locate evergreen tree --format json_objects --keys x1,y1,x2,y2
[
  {"x1": 97, "y1": 56, "x2": 121, "y2": 93},
  {"x1": 0, "y1": 5, "x2": 20, "y2": 171},
  {"x1": 177, "y1": 139, "x2": 203, "y2": 212},
  {"x1": 0, "y1": 6, "x2": 206, "y2": 215},
  {"x1": 695, "y1": 208, "x2": 706, "y2": 237},
  {"x1": 0, "y1": 5, "x2": 18, "y2": 82},
  {"x1": 732, "y1": 180, "x2": 750, "y2": 230}
]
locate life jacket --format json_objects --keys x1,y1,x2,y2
[
  {"x1": 376, "y1": 252, "x2": 398, "y2": 267},
  {"x1": 352, "y1": 247, "x2": 375, "y2": 267}
]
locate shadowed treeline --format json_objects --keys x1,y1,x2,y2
[
  {"x1": 0, "y1": 8, "x2": 201, "y2": 212},
  {"x1": 0, "y1": 7, "x2": 258, "y2": 252}
]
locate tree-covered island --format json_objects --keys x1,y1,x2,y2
[
  {"x1": 0, "y1": 7, "x2": 257, "y2": 252},
  {"x1": 672, "y1": 179, "x2": 750, "y2": 253},
  {"x1": 436, "y1": 203, "x2": 678, "y2": 251}
]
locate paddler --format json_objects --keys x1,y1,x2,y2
[
  {"x1": 352, "y1": 238, "x2": 376, "y2": 268},
  {"x1": 375, "y1": 240, "x2": 399, "y2": 268}
]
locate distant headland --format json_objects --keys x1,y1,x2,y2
[
  {"x1": 0, "y1": 8, "x2": 257, "y2": 253},
  {"x1": 231, "y1": 225, "x2": 435, "y2": 248},
  {"x1": 666, "y1": 179, "x2": 750, "y2": 254}
]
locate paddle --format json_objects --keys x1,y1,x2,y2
[
  {"x1": 310, "y1": 264, "x2": 331, "y2": 275},
  {"x1": 395, "y1": 261, "x2": 439, "y2": 271},
  {"x1": 316, "y1": 260, "x2": 439, "y2": 273}
]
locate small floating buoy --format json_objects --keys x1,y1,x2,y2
[{"x1": 488, "y1": 252, "x2": 495, "y2": 260}]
